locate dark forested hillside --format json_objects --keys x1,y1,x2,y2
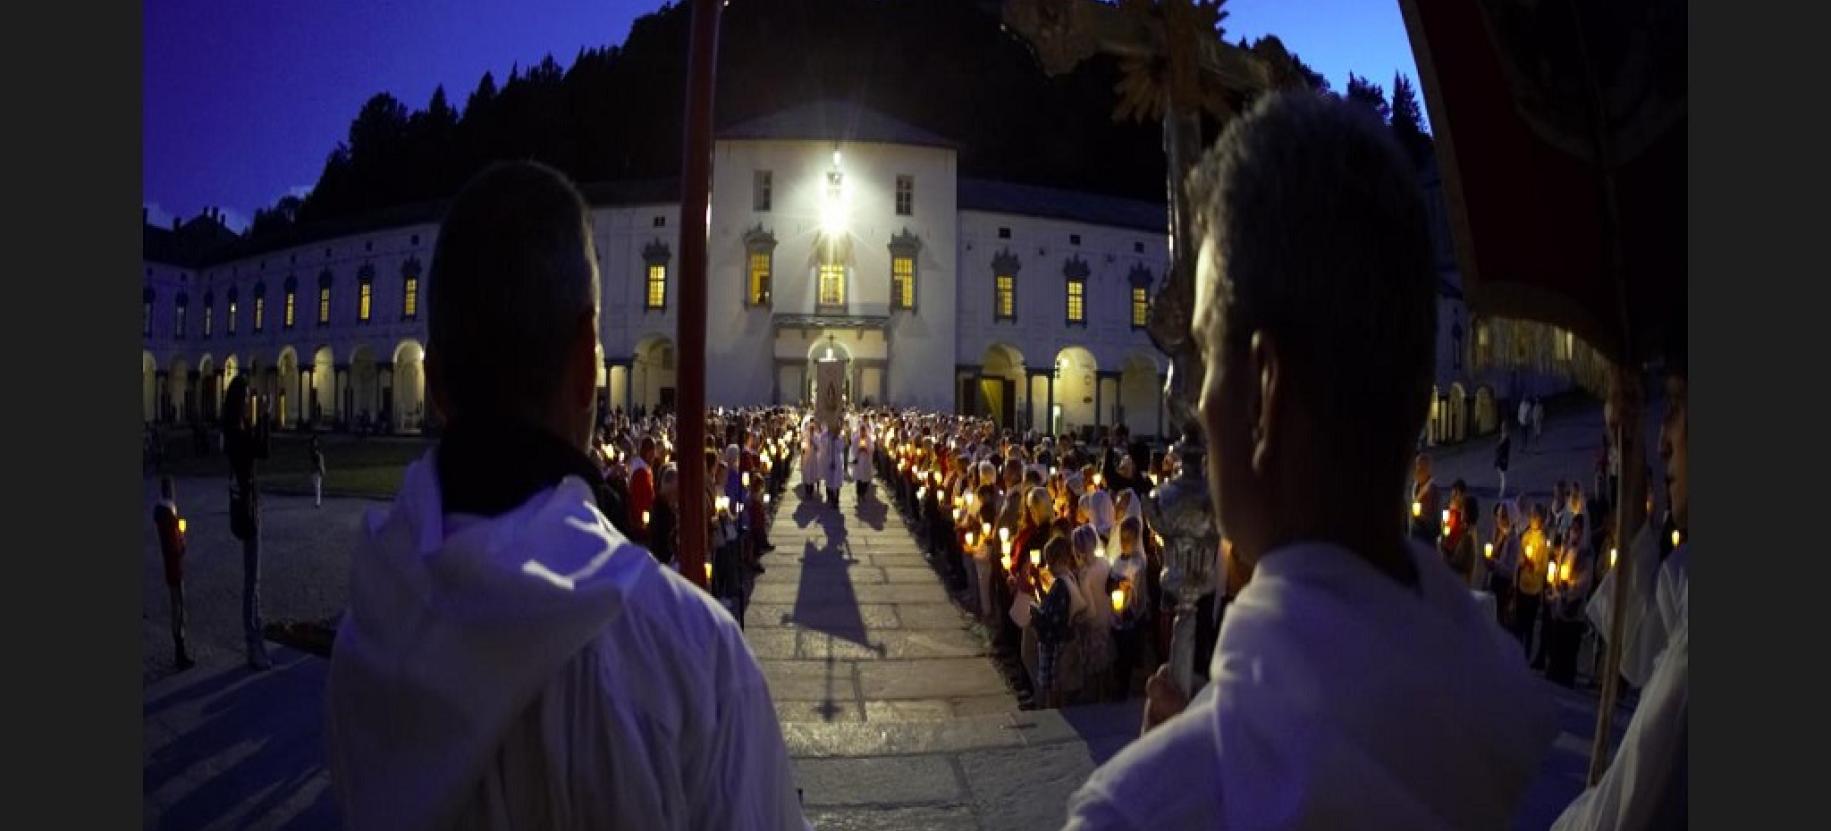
[{"x1": 253, "y1": 0, "x2": 1412, "y2": 239}]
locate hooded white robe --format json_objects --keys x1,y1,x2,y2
[
  {"x1": 326, "y1": 452, "x2": 808, "y2": 831},
  {"x1": 1065, "y1": 539, "x2": 1558, "y2": 831}
]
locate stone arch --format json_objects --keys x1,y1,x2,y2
[
  {"x1": 349, "y1": 345, "x2": 379, "y2": 430},
  {"x1": 311, "y1": 346, "x2": 335, "y2": 425},
  {"x1": 168, "y1": 356, "x2": 192, "y2": 424},
  {"x1": 1449, "y1": 382, "x2": 1469, "y2": 443},
  {"x1": 1052, "y1": 346, "x2": 1099, "y2": 436},
  {"x1": 393, "y1": 339, "x2": 426, "y2": 432},
  {"x1": 276, "y1": 347, "x2": 301, "y2": 428},
  {"x1": 142, "y1": 351, "x2": 158, "y2": 423},
  {"x1": 632, "y1": 335, "x2": 677, "y2": 414},
  {"x1": 197, "y1": 354, "x2": 218, "y2": 422},
  {"x1": 1118, "y1": 352, "x2": 1164, "y2": 438},
  {"x1": 1474, "y1": 385, "x2": 1498, "y2": 435},
  {"x1": 977, "y1": 343, "x2": 1025, "y2": 430}
]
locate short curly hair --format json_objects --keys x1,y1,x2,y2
[{"x1": 1188, "y1": 90, "x2": 1437, "y2": 476}]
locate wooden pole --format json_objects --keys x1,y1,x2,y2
[
  {"x1": 1589, "y1": 375, "x2": 1646, "y2": 783},
  {"x1": 675, "y1": 0, "x2": 721, "y2": 590}
]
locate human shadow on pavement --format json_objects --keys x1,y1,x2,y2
[
  {"x1": 783, "y1": 509, "x2": 882, "y2": 657},
  {"x1": 853, "y1": 486, "x2": 888, "y2": 531},
  {"x1": 145, "y1": 650, "x2": 333, "y2": 831}
]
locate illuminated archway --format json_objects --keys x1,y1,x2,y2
[
  {"x1": 1118, "y1": 352, "x2": 1163, "y2": 438},
  {"x1": 393, "y1": 340, "x2": 426, "y2": 432},
  {"x1": 1052, "y1": 346, "x2": 1099, "y2": 435},
  {"x1": 978, "y1": 343, "x2": 1025, "y2": 430},
  {"x1": 312, "y1": 346, "x2": 335, "y2": 425},
  {"x1": 632, "y1": 335, "x2": 677, "y2": 414}
]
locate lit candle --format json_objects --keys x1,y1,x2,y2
[
  {"x1": 1441, "y1": 509, "x2": 1450, "y2": 524},
  {"x1": 178, "y1": 518, "x2": 187, "y2": 535},
  {"x1": 642, "y1": 510, "x2": 650, "y2": 526},
  {"x1": 965, "y1": 532, "x2": 976, "y2": 548},
  {"x1": 982, "y1": 522, "x2": 992, "y2": 538},
  {"x1": 704, "y1": 562, "x2": 712, "y2": 582},
  {"x1": 953, "y1": 508, "x2": 963, "y2": 522},
  {"x1": 1560, "y1": 559, "x2": 1572, "y2": 583},
  {"x1": 1000, "y1": 553, "x2": 1012, "y2": 572},
  {"x1": 763, "y1": 493, "x2": 771, "y2": 505},
  {"x1": 1609, "y1": 547, "x2": 1618, "y2": 568},
  {"x1": 999, "y1": 527, "x2": 1011, "y2": 544},
  {"x1": 1001, "y1": 539, "x2": 1013, "y2": 558},
  {"x1": 1029, "y1": 550, "x2": 1041, "y2": 568},
  {"x1": 1484, "y1": 542, "x2": 1494, "y2": 559},
  {"x1": 1545, "y1": 557, "x2": 1555, "y2": 579},
  {"x1": 918, "y1": 486, "x2": 928, "y2": 501},
  {"x1": 742, "y1": 472, "x2": 749, "y2": 488},
  {"x1": 1093, "y1": 473, "x2": 1104, "y2": 488},
  {"x1": 1671, "y1": 529, "x2": 1682, "y2": 547},
  {"x1": 715, "y1": 496, "x2": 730, "y2": 515},
  {"x1": 1411, "y1": 501, "x2": 1422, "y2": 518},
  {"x1": 1111, "y1": 589, "x2": 1125, "y2": 612}
]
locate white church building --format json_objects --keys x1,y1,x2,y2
[{"x1": 142, "y1": 101, "x2": 1569, "y2": 444}]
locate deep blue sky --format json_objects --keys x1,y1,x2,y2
[{"x1": 144, "y1": 0, "x2": 1424, "y2": 232}]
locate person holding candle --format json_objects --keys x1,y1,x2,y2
[
  {"x1": 851, "y1": 417, "x2": 875, "y2": 499},
  {"x1": 1108, "y1": 515, "x2": 1152, "y2": 700},
  {"x1": 1410, "y1": 453, "x2": 1439, "y2": 543},
  {"x1": 1487, "y1": 501, "x2": 1522, "y2": 631},
  {"x1": 1064, "y1": 93, "x2": 1555, "y2": 831},
  {"x1": 222, "y1": 373, "x2": 272, "y2": 672},
  {"x1": 1545, "y1": 513, "x2": 1594, "y2": 687},
  {"x1": 627, "y1": 436, "x2": 656, "y2": 544},
  {"x1": 325, "y1": 163, "x2": 807, "y2": 830},
  {"x1": 1073, "y1": 525, "x2": 1117, "y2": 703},
  {"x1": 152, "y1": 476, "x2": 194, "y2": 671},
  {"x1": 1030, "y1": 536, "x2": 1079, "y2": 710},
  {"x1": 1515, "y1": 504, "x2": 1551, "y2": 658}
]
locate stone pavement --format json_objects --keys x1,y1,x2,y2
[{"x1": 753, "y1": 473, "x2": 1139, "y2": 829}]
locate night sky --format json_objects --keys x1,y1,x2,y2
[{"x1": 143, "y1": 0, "x2": 1424, "y2": 233}]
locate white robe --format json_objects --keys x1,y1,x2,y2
[
  {"x1": 800, "y1": 422, "x2": 820, "y2": 487},
  {"x1": 1554, "y1": 543, "x2": 1688, "y2": 831},
  {"x1": 1065, "y1": 539, "x2": 1558, "y2": 830},
  {"x1": 327, "y1": 452, "x2": 808, "y2": 831},
  {"x1": 822, "y1": 431, "x2": 846, "y2": 491},
  {"x1": 850, "y1": 427, "x2": 874, "y2": 484}
]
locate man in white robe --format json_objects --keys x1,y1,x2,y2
[
  {"x1": 821, "y1": 422, "x2": 846, "y2": 506},
  {"x1": 800, "y1": 416, "x2": 820, "y2": 497},
  {"x1": 851, "y1": 419, "x2": 875, "y2": 498},
  {"x1": 325, "y1": 162, "x2": 807, "y2": 831},
  {"x1": 1064, "y1": 92, "x2": 1557, "y2": 831},
  {"x1": 1553, "y1": 352, "x2": 1688, "y2": 831}
]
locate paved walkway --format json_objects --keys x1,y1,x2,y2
[{"x1": 755, "y1": 468, "x2": 1134, "y2": 829}]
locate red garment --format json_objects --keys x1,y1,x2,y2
[
  {"x1": 153, "y1": 503, "x2": 185, "y2": 587},
  {"x1": 627, "y1": 464, "x2": 655, "y2": 538}
]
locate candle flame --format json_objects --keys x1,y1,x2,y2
[
  {"x1": 1484, "y1": 542, "x2": 1494, "y2": 559},
  {"x1": 1111, "y1": 589, "x2": 1125, "y2": 612},
  {"x1": 642, "y1": 510, "x2": 650, "y2": 526},
  {"x1": 1001, "y1": 539, "x2": 1013, "y2": 556},
  {"x1": 1000, "y1": 553, "x2": 1012, "y2": 571},
  {"x1": 1610, "y1": 548, "x2": 1618, "y2": 568},
  {"x1": 1411, "y1": 501, "x2": 1422, "y2": 517},
  {"x1": 1029, "y1": 550, "x2": 1041, "y2": 568},
  {"x1": 1441, "y1": 509, "x2": 1450, "y2": 524},
  {"x1": 703, "y1": 562, "x2": 712, "y2": 582},
  {"x1": 178, "y1": 518, "x2": 187, "y2": 534},
  {"x1": 966, "y1": 532, "x2": 976, "y2": 547},
  {"x1": 1560, "y1": 560, "x2": 1572, "y2": 582},
  {"x1": 982, "y1": 522, "x2": 992, "y2": 537},
  {"x1": 1671, "y1": 529, "x2": 1682, "y2": 547},
  {"x1": 999, "y1": 527, "x2": 1011, "y2": 544}
]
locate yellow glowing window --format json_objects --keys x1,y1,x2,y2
[
  {"x1": 228, "y1": 301, "x2": 238, "y2": 334},
  {"x1": 818, "y1": 262, "x2": 845, "y2": 307},
  {"x1": 995, "y1": 274, "x2": 1014, "y2": 320},
  {"x1": 284, "y1": 292, "x2": 296, "y2": 328},
  {"x1": 318, "y1": 288, "x2": 331, "y2": 323},
  {"x1": 647, "y1": 264, "x2": 667, "y2": 309},
  {"x1": 403, "y1": 277, "x2": 418, "y2": 318},
  {"x1": 893, "y1": 255, "x2": 915, "y2": 310},
  {"x1": 359, "y1": 281, "x2": 373, "y2": 322},
  {"x1": 1132, "y1": 287, "x2": 1149, "y2": 327},
  {"x1": 1066, "y1": 278, "x2": 1085, "y2": 323},
  {"x1": 253, "y1": 296, "x2": 265, "y2": 331},
  {"x1": 748, "y1": 252, "x2": 771, "y2": 305}
]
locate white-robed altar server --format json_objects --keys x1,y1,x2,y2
[
  {"x1": 1064, "y1": 92, "x2": 1556, "y2": 831},
  {"x1": 799, "y1": 415, "x2": 821, "y2": 497},
  {"x1": 821, "y1": 421, "x2": 847, "y2": 506},
  {"x1": 325, "y1": 163, "x2": 807, "y2": 831},
  {"x1": 850, "y1": 417, "x2": 875, "y2": 498},
  {"x1": 1553, "y1": 347, "x2": 1689, "y2": 831}
]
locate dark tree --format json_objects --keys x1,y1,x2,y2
[
  {"x1": 1345, "y1": 72, "x2": 1391, "y2": 124},
  {"x1": 1389, "y1": 72, "x2": 1434, "y2": 167}
]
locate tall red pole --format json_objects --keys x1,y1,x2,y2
[{"x1": 675, "y1": 0, "x2": 720, "y2": 590}]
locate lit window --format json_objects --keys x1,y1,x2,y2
[
  {"x1": 1131, "y1": 287, "x2": 1149, "y2": 328},
  {"x1": 895, "y1": 175, "x2": 913, "y2": 216},
  {"x1": 748, "y1": 252, "x2": 771, "y2": 306},
  {"x1": 892, "y1": 255, "x2": 915, "y2": 310},
  {"x1": 253, "y1": 293, "x2": 265, "y2": 333},
  {"x1": 1066, "y1": 278, "x2": 1086, "y2": 324},
  {"x1": 175, "y1": 302, "x2": 187, "y2": 338},
  {"x1": 647, "y1": 264, "x2": 667, "y2": 310},
  {"x1": 403, "y1": 276, "x2": 418, "y2": 319},
  {"x1": 284, "y1": 291, "x2": 296, "y2": 328},
  {"x1": 818, "y1": 262, "x2": 845, "y2": 308},
  {"x1": 359, "y1": 279, "x2": 373, "y2": 322},
  {"x1": 754, "y1": 170, "x2": 772, "y2": 212},
  {"x1": 228, "y1": 300, "x2": 239, "y2": 335},
  {"x1": 995, "y1": 274, "x2": 1015, "y2": 321},
  {"x1": 318, "y1": 288, "x2": 331, "y2": 324}
]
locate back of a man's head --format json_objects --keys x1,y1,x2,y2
[
  {"x1": 1190, "y1": 90, "x2": 1435, "y2": 494},
  {"x1": 427, "y1": 161, "x2": 599, "y2": 426}
]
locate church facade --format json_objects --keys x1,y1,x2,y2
[{"x1": 141, "y1": 102, "x2": 1569, "y2": 443}]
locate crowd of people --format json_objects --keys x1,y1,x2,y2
[{"x1": 311, "y1": 88, "x2": 1686, "y2": 830}]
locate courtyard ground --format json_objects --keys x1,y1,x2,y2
[{"x1": 142, "y1": 401, "x2": 1628, "y2": 830}]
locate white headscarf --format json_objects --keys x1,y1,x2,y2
[
  {"x1": 1109, "y1": 489, "x2": 1143, "y2": 559},
  {"x1": 1086, "y1": 489, "x2": 1117, "y2": 541}
]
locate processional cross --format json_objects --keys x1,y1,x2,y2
[{"x1": 1002, "y1": 0, "x2": 1305, "y2": 697}]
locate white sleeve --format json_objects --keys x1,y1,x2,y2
[
  {"x1": 690, "y1": 636, "x2": 811, "y2": 831},
  {"x1": 1551, "y1": 622, "x2": 1687, "y2": 831}
]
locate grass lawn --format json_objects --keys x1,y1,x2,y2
[{"x1": 150, "y1": 427, "x2": 428, "y2": 498}]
